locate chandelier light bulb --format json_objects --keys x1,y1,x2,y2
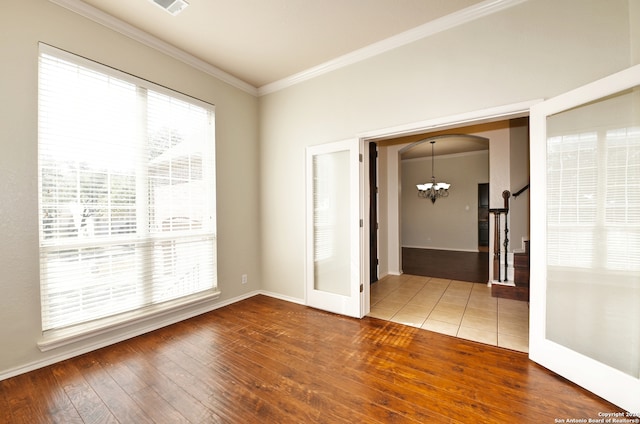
[{"x1": 416, "y1": 141, "x2": 450, "y2": 204}]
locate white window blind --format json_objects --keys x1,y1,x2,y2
[
  {"x1": 546, "y1": 127, "x2": 640, "y2": 272},
  {"x1": 38, "y1": 44, "x2": 217, "y2": 333},
  {"x1": 312, "y1": 153, "x2": 336, "y2": 262},
  {"x1": 546, "y1": 132, "x2": 598, "y2": 268},
  {"x1": 604, "y1": 127, "x2": 640, "y2": 271}
]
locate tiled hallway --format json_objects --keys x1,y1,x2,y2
[{"x1": 368, "y1": 274, "x2": 529, "y2": 353}]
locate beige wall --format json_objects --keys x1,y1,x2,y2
[
  {"x1": 259, "y1": 0, "x2": 634, "y2": 300},
  {"x1": 0, "y1": 0, "x2": 259, "y2": 376},
  {"x1": 376, "y1": 146, "x2": 390, "y2": 277},
  {"x1": 509, "y1": 118, "x2": 531, "y2": 252},
  {"x1": 0, "y1": 0, "x2": 637, "y2": 378},
  {"x1": 402, "y1": 151, "x2": 489, "y2": 251},
  {"x1": 632, "y1": 0, "x2": 640, "y2": 64}
]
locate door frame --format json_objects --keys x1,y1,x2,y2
[
  {"x1": 307, "y1": 100, "x2": 540, "y2": 319},
  {"x1": 369, "y1": 141, "x2": 378, "y2": 284},
  {"x1": 359, "y1": 99, "x2": 538, "y2": 283}
]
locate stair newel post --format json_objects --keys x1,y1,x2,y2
[
  {"x1": 502, "y1": 190, "x2": 510, "y2": 282},
  {"x1": 489, "y1": 191, "x2": 511, "y2": 283}
]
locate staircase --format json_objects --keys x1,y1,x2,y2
[{"x1": 492, "y1": 240, "x2": 530, "y2": 301}]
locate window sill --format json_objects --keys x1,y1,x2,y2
[{"x1": 37, "y1": 290, "x2": 221, "y2": 352}]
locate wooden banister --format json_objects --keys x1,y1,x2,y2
[{"x1": 512, "y1": 183, "x2": 529, "y2": 198}]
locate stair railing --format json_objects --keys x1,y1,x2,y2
[
  {"x1": 489, "y1": 190, "x2": 510, "y2": 282},
  {"x1": 512, "y1": 183, "x2": 529, "y2": 198}
]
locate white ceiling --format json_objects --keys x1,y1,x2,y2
[{"x1": 72, "y1": 0, "x2": 488, "y2": 89}]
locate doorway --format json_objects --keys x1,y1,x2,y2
[
  {"x1": 374, "y1": 119, "x2": 528, "y2": 280},
  {"x1": 396, "y1": 133, "x2": 491, "y2": 283},
  {"x1": 363, "y1": 104, "x2": 533, "y2": 351}
]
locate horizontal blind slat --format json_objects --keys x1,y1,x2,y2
[
  {"x1": 547, "y1": 127, "x2": 640, "y2": 272},
  {"x1": 38, "y1": 45, "x2": 217, "y2": 333}
]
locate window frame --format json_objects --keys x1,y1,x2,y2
[{"x1": 37, "y1": 44, "x2": 219, "y2": 350}]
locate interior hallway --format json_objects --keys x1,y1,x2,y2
[{"x1": 368, "y1": 274, "x2": 529, "y2": 353}]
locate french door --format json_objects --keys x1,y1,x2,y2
[
  {"x1": 305, "y1": 139, "x2": 363, "y2": 317},
  {"x1": 529, "y1": 65, "x2": 640, "y2": 412}
]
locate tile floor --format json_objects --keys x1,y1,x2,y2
[{"x1": 368, "y1": 274, "x2": 530, "y2": 353}]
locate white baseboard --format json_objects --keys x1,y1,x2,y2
[
  {"x1": 492, "y1": 280, "x2": 516, "y2": 287},
  {"x1": 258, "y1": 290, "x2": 305, "y2": 305},
  {"x1": 402, "y1": 245, "x2": 482, "y2": 253},
  {"x1": 0, "y1": 290, "x2": 264, "y2": 382},
  {"x1": 376, "y1": 271, "x2": 402, "y2": 278}
]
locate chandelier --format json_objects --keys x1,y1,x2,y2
[{"x1": 416, "y1": 141, "x2": 451, "y2": 204}]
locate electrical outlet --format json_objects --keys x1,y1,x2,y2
[{"x1": 241, "y1": 274, "x2": 248, "y2": 284}]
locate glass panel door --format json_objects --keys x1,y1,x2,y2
[
  {"x1": 306, "y1": 139, "x2": 361, "y2": 317},
  {"x1": 530, "y1": 65, "x2": 640, "y2": 412}
]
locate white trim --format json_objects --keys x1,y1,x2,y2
[
  {"x1": 48, "y1": 0, "x2": 258, "y2": 96},
  {"x1": 367, "y1": 99, "x2": 540, "y2": 290},
  {"x1": 402, "y1": 245, "x2": 482, "y2": 253},
  {"x1": 258, "y1": 0, "x2": 527, "y2": 95},
  {"x1": 359, "y1": 137, "x2": 371, "y2": 318},
  {"x1": 258, "y1": 290, "x2": 305, "y2": 305},
  {"x1": 491, "y1": 281, "x2": 516, "y2": 287},
  {"x1": 38, "y1": 291, "x2": 222, "y2": 351},
  {"x1": 48, "y1": 0, "x2": 526, "y2": 97},
  {"x1": 0, "y1": 290, "x2": 303, "y2": 381},
  {"x1": 1, "y1": 290, "x2": 265, "y2": 382},
  {"x1": 376, "y1": 271, "x2": 396, "y2": 279},
  {"x1": 360, "y1": 99, "x2": 538, "y2": 141},
  {"x1": 40, "y1": 43, "x2": 218, "y2": 110},
  {"x1": 2, "y1": 291, "x2": 304, "y2": 381}
]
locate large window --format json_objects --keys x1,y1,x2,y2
[{"x1": 38, "y1": 44, "x2": 217, "y2": 335}]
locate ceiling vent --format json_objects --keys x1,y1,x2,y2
[{"x1": 150, "y1": 0, "x2": 189, "y2": 16}]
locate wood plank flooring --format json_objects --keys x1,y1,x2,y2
[
  {"x1": 0, "y1": 295, "x2": 622, "y2": 423},
  {"x1": 402, "y1": 248, "x2": 489, "y2": 283}
]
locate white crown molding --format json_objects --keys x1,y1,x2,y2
[
  {"x1": 258, "y1": 0, "x2": 527, "y2": 96},
  {"x1": 48, "y1": 0, "x2": 259, "y2": 96},
  {"x1": 49, "y1": 0, "x2": 526, "y2": 97}
]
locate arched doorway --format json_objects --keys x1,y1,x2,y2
[{"x1": 399, "y1": 133, "x2": 490, "y2": 282}]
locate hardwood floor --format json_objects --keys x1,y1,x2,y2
[
  {"x1": 0, "y1": 295, "x2": 622, "y2": 423},
  {"x1": 402, "y1": 247, "x2": 489, "y2": 283}
]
